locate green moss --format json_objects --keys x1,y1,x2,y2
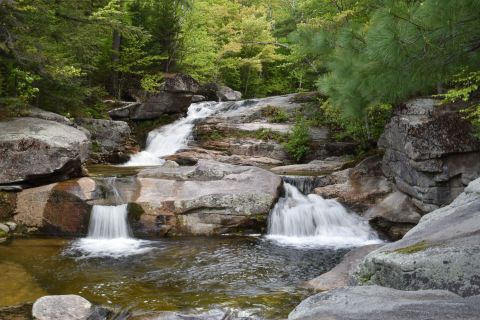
[
  {"x1": 91, "y1": 141, "x2": 102, "y2": 153},
  {"x1": 394, "y1": 240, "x2": 429, "y2": 254},
  {"x1": 0, "y1": 229, "x2": 7, "y2": 238},
  {"x1": 127, "y1": 203, "x2": 145, "y2": 221},
  {"x1": 357, "y1": 272, "x2": 373, "y2": 284}
]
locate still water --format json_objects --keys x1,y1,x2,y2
[{"x1": 0, "y1": 236, "x2": 347, "y2": 319}]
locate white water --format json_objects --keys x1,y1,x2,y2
[
  {"x1": 124, "y1": 101, "x2": 220, "y2": 166},
  {"x1": 267, "y1": 183, "x2": 382, "y2": 248},
  {"x1": 69, "y1": 179, "x2": 152, "y2": 258}
]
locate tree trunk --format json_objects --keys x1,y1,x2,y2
[{"x1": 112, "y1": 29, "x2": 121, "y2": 99}]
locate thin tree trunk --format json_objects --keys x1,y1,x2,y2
[{"x1": 112, "y1": 29, "x2": 121, "y2": 99}]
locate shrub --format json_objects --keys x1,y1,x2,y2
[
  {"x1": 262, "y1": 105, "x2": 290, "y2": 123},
  {"x1": 284, "y1": 117, "x2": 310, "y2": 162}
]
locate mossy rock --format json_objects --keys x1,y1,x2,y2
[
  {"x1": 0, "y1": 228, "x2": 7, "y2": 238},
  {"x1": 394, "y1": 240, "x2": 429, "y2": 254}
]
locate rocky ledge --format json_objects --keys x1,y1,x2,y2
[{"x1": 10, "y1": 160, "x2": 282, "y2": 236}]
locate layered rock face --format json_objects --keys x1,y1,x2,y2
[
  {"x1": 379, "y1": 98, "x2": 480, "y2": 213},
  {"x1": 75, "y1": 118, "x2": 136, "y2": 164},
  {"x1": 12, "y1": 160, "x2": 282, "y2": 236},
  {"x1": 0, "y1": 117, "x2": 90, "y2": 185},
  {"x1": 355, "y1": 177, "x2": 480, "y2": 297},
  {"x1": 109, "y1": 74, "x2": 200, "y2": 120},
  {"x1": 289, "y1": 286, "x2": 480, "y2": 320}
]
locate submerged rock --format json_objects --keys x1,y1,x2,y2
[
  {"x1": 355, "y1": 177, "x2": 480, "y2": 297},
  {"x1": 289, "y1": 285, "x2": 480, "y2": 320},
  {"x1": 32, "y1": 295, "x2": 93, "y2": 320},
  {"x1": 0, "y1": 117, "x2": 90, "y2": 185}
]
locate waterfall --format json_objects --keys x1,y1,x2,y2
[
  {"x1": 267, "y1": 183, "x2": 382, "y2": 248},
  {"x1": 87, "y1": 204, "x2": 130, "y2": 239},
  {"x1": 124, "y1": 101, "x2": 220, "y2": 166},
  {"x1": 68, "y1": 178, "x2": 152, "y2": 258}
]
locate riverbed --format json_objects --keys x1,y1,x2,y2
[{"x1": 0, "y1": 236, "x2": 347, "y2": 319}]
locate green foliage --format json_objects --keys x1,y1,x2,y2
[
  {"x1": 394, "y1": 241, "x2": 429, "y2": 255},
  {"x1": 320, "y1": 100, "x2": 392, "y2": 150},
  {"x1": 283, "y1": 117, "x2": 310, "y2": 161},
  {"x1": 262, "y1": 105, "x2": 290, "y2": 123}
]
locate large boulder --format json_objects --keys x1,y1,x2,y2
[
  {"x1": 131, "y1": 160, "x2": 282, "y2": 236},
  {"x1": 379, "y1": 98, "x2": 480, "y2": 213},
  {"x1": 14, "y1": 178, "x2": 97, "y2": 235},
  {"x1": 0, "y1": 117, "x2": 90, "y2": 185},
  {"x1": 75, "y1": 118, "x2": 136, "y2": 164},
  {"x1": 109, "y1": 74, "x2": 200, "y2": 120},
  {"x1": 199, "y1": 83, "x2": 242, "y2": 101},
  {"x1": 355, "y1": 177, "x2": 480, "y2": 297},
  {"x1": 289, "y1": 286, "x2": 480, "y2": 320}
]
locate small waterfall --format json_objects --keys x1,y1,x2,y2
[
  {"x1": 281, "y1": 175, "x2": 327, "y2": 195},
  {"x1": 267, "y1": 183, "x2": 381, "y2": 248},
  {"x1": 124, "y1": 101, "x2": 220, "y2": 166},
  {"x1": 68, "y1": 178, "x2": 152, "y2": 258},
  {"x1": 87, "y1": 204, "x2": 130, "y2": 239}
]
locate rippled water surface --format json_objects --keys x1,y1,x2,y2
[{"x1": 0, "y1": 236, "x2": 348, "y2": 319}]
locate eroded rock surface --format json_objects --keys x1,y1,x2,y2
[
  {"x1": 289, "y1": 286, "x2": 480, "y2": 320},
  {"x1": 379, "y1": 98, "x2": 480, "y2": 213},
  {"x1": 355, "y1": 177, "x2": 480, "y2": 297}
]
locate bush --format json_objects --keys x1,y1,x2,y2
[
  {"x1": 262, "y1": 105, "x2": 290, "y2": 123},
  {"x1": 284, "y1": 117, "x2": 310, "y2": 162}
]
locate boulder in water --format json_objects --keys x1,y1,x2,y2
[
  {"x1": 132, "y1": 160, "x2": 282, "y2": 236},
  {"x1": 32, "y1": 295, "x2": 93, "y2": 320},
  {"x1": 288, "y1": 285, "x2": 480, "y2": 320},
  {"x1": 0, "y1": 117, "x2": 90, "y2": 185}
]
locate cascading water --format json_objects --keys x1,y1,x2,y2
[
  {"x1": 124, "y1": 101, "x2": 220, "y2": 166},
  {"x1": 68, "y1": 178, "x2": 152, "y2": 258},
  {"x1": 267, "y1": 183, "x2": 382, "y2": 248}
]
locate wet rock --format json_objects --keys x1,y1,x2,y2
[
  {"x1": 5, "y1": 221, "x2": 16, "y2": 231},
  {"x1": 132, "y1": 160, "x2": 282, "y2": 236},
  {"x1": 191, "y1": 95, "x2": 206, "y2": 103},
  {"x1": 355, "y1": 177, "x2": 480, "y2": 297},
  {"x1": 307, "y1": 244, "x2": 383, "y2": 291},
  {"x1": 289, "y1": 285, "x2": 480, "y2": 320},
  {"x1": 0, "y1": 117, "x2": 90, "y2": 185},
  {"x1": 271, "y1": 157, "x2": 347, "y2": 176},
  {"x1": 314, "y1": 155, "x2": 392, "y2": 212},
  {"x1": 0, "y1": 223, "x2": 9, "y2": 233},
  {"x1": 32, "y1": 295, "x2": 93, "y2": 320},
  {"x1": 75, "y1": 118, "x2": 135, "y2": 164},
  {"x1": 364, "y1": 191, "x2": 422, "y2": 240},
  {"x1": 14, "y1": 178, "x2": 97, "y2": 235},
  {"x1": 379, "y1": 98, "x2": 480, "y2": 212}
]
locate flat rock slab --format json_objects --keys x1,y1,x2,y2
[
  {"x1": 355, "y1": 177, "x2": 480, "y2": 297},
  {"x1": 307, "y1": 244, "x2": 383, "y2": 291},
  {"x1": 32, "y1": 295, "x2": 92, "y2": 320},
  {"x1": 271, "y1": 158, "x2": 347, "y2": 175},
  {"x1": 289, "y1": 285, "x2": 480, "y2": 320}
]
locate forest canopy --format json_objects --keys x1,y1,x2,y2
[{"x1": 1, "y1": 0, "x2": 479, "y2": 121}]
